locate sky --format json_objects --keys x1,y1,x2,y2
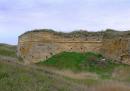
[{"x1": 0, "y1": 0, "x2": 130, "y2": 44}]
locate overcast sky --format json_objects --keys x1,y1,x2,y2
[{"x1": 0, "y1": 0, "x2": 130, "y2": 44}]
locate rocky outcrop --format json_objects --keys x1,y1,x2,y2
[{"x1": 18, "y1": 29, "x2": 130, "y2": 64}]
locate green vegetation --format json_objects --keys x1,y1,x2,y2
[
  {"x1": 0, "y1": 44, "x2": 17, "y2": 57},
  {"x1": 22, "y1": 28, "x2": 130, "y2": 39},
  {"x1": 0, "y1": 51, "x2": 130, "y2": 91},
  {"x1": 22, "y1": 29, "x2": 104, "y2": 38},
  {"x1": 38, "y1": 52, "x2": 125, "y2": 78},
  {"x1": 1, "y1": 61, "x2": 130, "y2": 91},
  {"x1": 65, "y1": 77, "x2": 100, "y2": 87},
  {"x1": 0, "y1": 61, "x2": 90, "y2": 91}
]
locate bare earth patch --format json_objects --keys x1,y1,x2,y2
[{"x1": 54, "y1": 70, "x2": 99, "y2": 79}]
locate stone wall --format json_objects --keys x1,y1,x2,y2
[
  {"x1": 18, "y1": 29, "x2": 130, "y2": 64},
  {"x1": 18, "y1": 30, "x2": 102, "y2": 64},
  {"x1": 101, "y1": 30, "x2": 130, "y2": 64}
]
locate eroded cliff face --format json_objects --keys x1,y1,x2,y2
[{"x1": 18, "y1": 29, "x2": 130, "y2": 64}]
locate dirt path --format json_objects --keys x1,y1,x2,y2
[
  {"x1": 54, "y1": 70, "x2": 99, "y2": 79},
  {"x1": 38, "y1": 66, "x2": 99, "y2": 79}
]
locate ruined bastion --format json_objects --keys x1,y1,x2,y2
[{"x1": 18, "y1": 29, "x2": 130, "y2": 64}]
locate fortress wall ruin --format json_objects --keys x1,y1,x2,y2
[
  {"x1": 18, "y1": 30, "x2": 130, "y2": 64},
  {"x1": 18, "y1": 31, "x2": 102, "y2": 64},
  {"x1": 102, "y1": 38, "x2": 130, "y2": 64}
]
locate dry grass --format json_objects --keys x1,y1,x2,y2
[
  {"x1": 1, "y1": 43, "x2": 130, "y2": 91},
  {"x1": 90, "y1": 81, "x2": 130, "y2": 91},
  {"x1": 1, "y1": 60, "x2": 130, "y2": 91},
  {"x1": 112, "y1": 66, "x2": 130, "y2": 81}
]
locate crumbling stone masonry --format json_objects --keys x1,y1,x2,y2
[{"x1": 18, "y1": 29, "x2": 130, "y2": 64}]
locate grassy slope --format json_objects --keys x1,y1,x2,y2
[
  {"x1": 0, "y1": 48, "x2": 130, "y2": 91},
  {"x1": 0, "y1": 61, "x2": 85, "y2": 91},
  {"x1": 38, "y1": 52, "x2": 127, "y2": 78},
  {"x1": 1, "y1": 62, "x2": 130, "y2": 91},
  {"x1": 0, "y1": 44, "x2": 17, "y2": 57}
]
